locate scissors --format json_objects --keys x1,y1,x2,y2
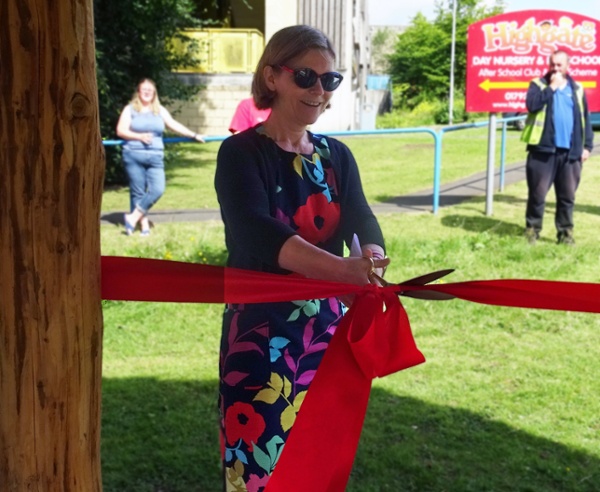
[{"x1": 370, "y1": 269, "x2": 456, "y2": 300}]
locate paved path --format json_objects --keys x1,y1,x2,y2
[{"x1": 100, "y1": 162, "x2": 526, "y2": 225}]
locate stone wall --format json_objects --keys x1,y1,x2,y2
[
  {"x1": 167, "y1": 73, "x2": 254, "y2": 137},
  {"x1": 168, "y1": 70, "x2": 367, "y2": 136}
]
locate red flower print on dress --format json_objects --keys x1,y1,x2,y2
[
  {"x1": 293, "y1": 193, "x2": 340, "y2": 245},
  {"x1": 224, "y1": 402, "x2": 266, "y2": 451}
]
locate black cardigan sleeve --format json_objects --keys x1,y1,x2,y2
[{"x1": 328, "y1": 137, "x2": 385, "y2": 253}]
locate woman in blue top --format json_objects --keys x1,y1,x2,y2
[{"x1": 116, "y1": 78, "x2": 205, "y2": 235}]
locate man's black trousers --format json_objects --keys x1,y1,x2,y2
[{"x1": 525, "y1": 149, "x2": 582, "y2": 234}]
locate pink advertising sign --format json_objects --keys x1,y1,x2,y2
[{"x1": 466, "y1": 10, "x2": 600, "y2": 113}]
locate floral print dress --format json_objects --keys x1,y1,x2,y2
[{"x1": 215, "y1": 126, "x2": 383, "y2": 492}]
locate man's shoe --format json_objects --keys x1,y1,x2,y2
[
  {"x1": 557, "y1": 230, "x2": 575, "y2": 245},
  {"x1": 525, "y1": 227, "x2": 538, "y2": 245}
]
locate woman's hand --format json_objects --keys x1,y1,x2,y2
[
  {"x1": 337, "y1": 255, "x2": 390, "y2": 307},
  {"x1": 278, "y1": 236, "x2": 390, "y2": 286},
  {"x1": 116, "y1": 106, "x2": 154, "y2": 144},
  {"x1": 361, "y1": 247, "x2": 389, "y2": 286},
  {"x1": 341, "y1": 254, "x2": 390, "y2": 286},
  {"x1": 276, "y1": 236, "x2": 390, "y2": 308},
  {"x1": 139, "y1": 132, "x2": 153, "y2": 145}
]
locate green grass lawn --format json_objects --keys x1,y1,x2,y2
[
  {"x1": 100, "y1": 131, "x2": 600, "y2": 491},
  {"x1": 100, "y1": 126, "x2": 529, "y2": 212}
]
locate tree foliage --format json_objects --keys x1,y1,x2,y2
[
  {"x1": 94, "y1": 0, "x2": 227, "y2": 184},
  {"x1": 370, "y1": 27, "x2": 397, "y2": 74},
  {"x1": 388, "y1": 0, "x2": 504, "y2": 111}
]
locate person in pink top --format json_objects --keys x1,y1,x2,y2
[{"x1": 228, "y1": 96, "x2": 272, "y2": 133}]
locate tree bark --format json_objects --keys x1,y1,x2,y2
[{"x1": 0, "y1": 0, "x2": 104, "y2": 490}]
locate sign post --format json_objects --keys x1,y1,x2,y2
[{"x1": 486, "y1": 113, "x2": 497, "y2": 216}]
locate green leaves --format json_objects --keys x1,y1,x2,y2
[
  {"x1": 253, "y1": 435, "x2": 285, "y2": 475},
  {"x1": 387, "y1": 0, "x2": 504, "y2": 108},
  {"x1": 94, "y1": 0, "x2": 208, "y2": 184},
  {"x1": 286, "y1": 299, "x2": 321, "y2": 321}
]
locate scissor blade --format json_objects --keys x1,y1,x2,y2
[
  {"x1": 400, "y1": 289, "x2": 456, "y2": 300},
  {"x1": 400, "y1": 269, "x2": 455, "y2": 286}
]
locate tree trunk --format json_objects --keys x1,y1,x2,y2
[{"x1": 0, "y1": 1, "x2": 104, "y2": 490}]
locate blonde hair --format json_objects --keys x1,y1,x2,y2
[
  {"x1": 130, "y1": 78, "x2": 161, "y2": 114},
  {"x1": 252, "y1": 25, "x2": 337, "y2": 110}
]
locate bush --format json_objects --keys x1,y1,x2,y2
[
  {"x1": 94, "y1": 0, "x2": 209, "y2": 186},
  {"x1": 433, "y1": 97, "x2": 467, "y2": 125},
  {"x1": 377, "y1": 98, "x2": 445, "y2": 128},
  {"x1": 376, "y1": 94, "x2": 477, "y2": 129}
]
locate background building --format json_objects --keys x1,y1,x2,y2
[{"x1": 168, "y1": 0, "x2": 372, "y2": 135}]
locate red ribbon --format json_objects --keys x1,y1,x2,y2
[
  {"x1": 263, "y1": 287, "x2": 425, "y2": 492},
  {"x1": 101, "y1": 256, "x2": 600, "y2": 491}
]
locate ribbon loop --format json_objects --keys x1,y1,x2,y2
[{"x1": 347, "y1": 289, "x2": 425, "y2": 379}]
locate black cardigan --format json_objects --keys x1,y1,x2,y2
[{"x1": 215, "y1": 128, "x2": 385, "y2": 273}]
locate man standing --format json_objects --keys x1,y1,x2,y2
[{"x1": 521, "y1": 50, "x2": 594, "y2": 245}]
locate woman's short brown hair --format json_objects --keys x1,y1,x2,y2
[{"x1": 252, "y1": 25, "x2": 337, "y2": 110}]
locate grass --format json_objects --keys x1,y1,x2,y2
[
  {"x1": 100, "y1": 126, "x2": 528, "y2": 212},
  {"x1": 100, "y1": 131, "x2": 600, "y2": 491}
]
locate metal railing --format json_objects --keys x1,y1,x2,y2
[
  {"x1": 320, "y1": 115, "x2": 525, "y2": 214},
  {"x1": 103, "y1": 115, "x2": 526, "y2": 215}
]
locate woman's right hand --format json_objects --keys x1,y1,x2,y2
[
  {"x1": 139, "y1": 132, "x2": 153, "y2": 145},
  {"x1": 339, "y1": 255, "x2": 390, "y2": 287},
  {"x1": 278, "y1": 235, "x2": 390, "y2": 286},
  {"x1": 277, "y1": 236, "x2": 390, "y2": 307},
  {"x1": 337, "y1": 255, "x2": 390, "y2": 308}
]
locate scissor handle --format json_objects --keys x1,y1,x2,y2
[{"x1": 368, "y1": 269, "x2": 456, "y2": 300}]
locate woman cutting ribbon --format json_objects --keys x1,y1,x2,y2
[{"x1": 214, "y1": 25, "x2": 389, "y2": 490}]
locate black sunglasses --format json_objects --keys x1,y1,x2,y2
[{"x1": 278, "y1": 65, "x2": 343, "y2": 92}]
